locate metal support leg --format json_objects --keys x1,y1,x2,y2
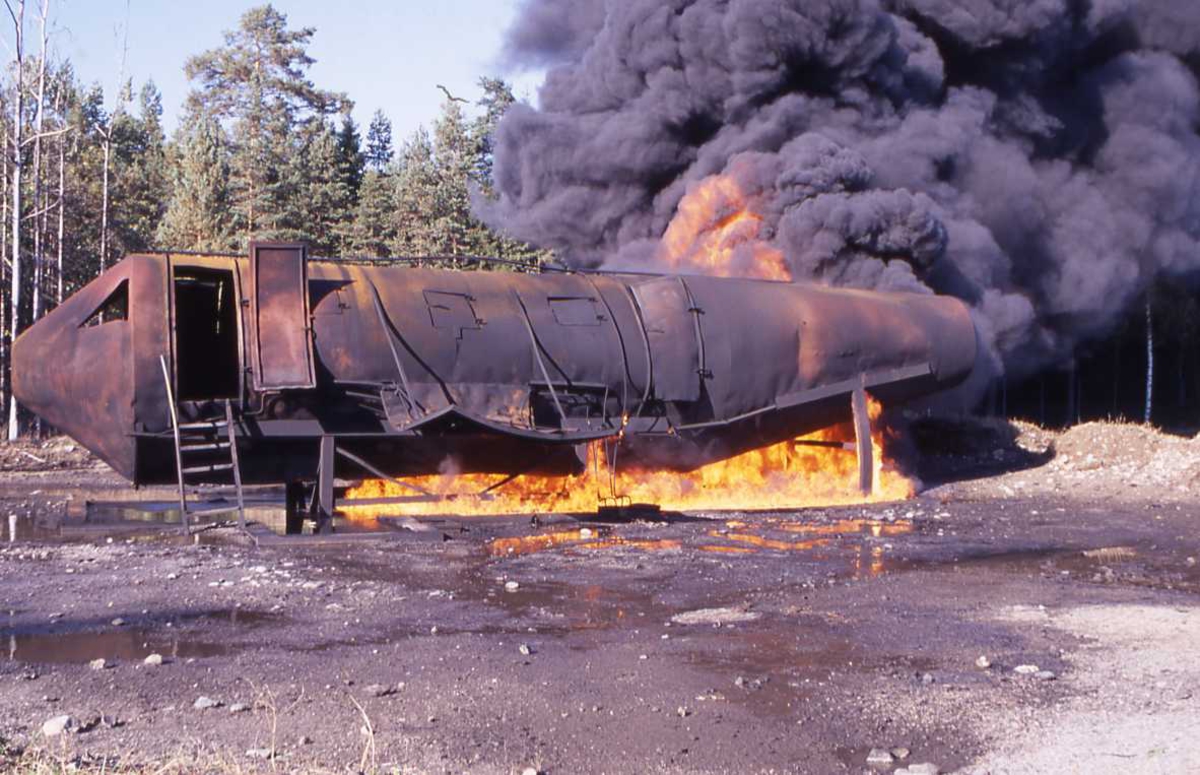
[
  {"x1": 317, "y1": 436, "x2": 335, "y2": 534},
  {"x1": 851, "y1": 387, "x2": 874, "y2": 496}
]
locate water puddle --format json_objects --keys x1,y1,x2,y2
[
  {"x1": 487, "y1": 527, "x2": 682, "y2": 557},
  {"x1": 682, "y1": 628, "x2": 861, "y2": 717},
  {"x1": 481, "y1": 579, "x2": 661, "y2": 633},
  {"x1": 1, "y1": 608, "x2": 281, "y2": 665}
]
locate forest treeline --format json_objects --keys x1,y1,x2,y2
[
  {"x1": 1, "y1": 3, "x2": 1197, "y2": 441},
  {"x1": 0, "y1": 3, "x2": 540, "y2": 438}
]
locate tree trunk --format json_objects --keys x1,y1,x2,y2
[
  {"x1": 7, "y1": 0, "x2": 26, "y2": 442},
  {"x1": 29, "y1": 0, "x2": 46, "y2": 324},
  {"x1": 0, "y1": 117, "x2": 7, "y2": 435},
  {"x1": 100, "y1": 132, "x2": 110, "y2": 274},
  {"x1": 55, "y1": 102, "x2": 63, "y2": 305}
]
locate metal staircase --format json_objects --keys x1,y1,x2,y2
[{"x1": 159, "y1": 356, "x2": 246, "y2": 534}]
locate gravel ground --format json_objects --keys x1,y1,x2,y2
[{"x1": 0, "y1": 419, "x2": 1197, "y2": 774}]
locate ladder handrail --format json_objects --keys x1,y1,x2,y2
[
  {"x1": 224, "y1": 399, "x2": 246, "y2": 530},
  {"x1": 159, "y1": 354, "x2": 190, "y2": 534},
  {"x1": 160, "y1": 354, "x2": 247, "y2": 535}
]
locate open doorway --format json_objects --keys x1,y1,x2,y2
[{"x1": 175, "y1": 268, "x2": 240, "y2": 400}]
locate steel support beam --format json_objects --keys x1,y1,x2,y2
[
  {"x1": 317, "y1": 436, "x2": 335, "y2": 534},
  {"x1": 851, "y1": 386, "x2": 874, "y2": 496}
]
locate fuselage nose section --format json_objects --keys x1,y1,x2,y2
[{"x1": 12, "y1": 261, "x2": 138, "y2": 479}]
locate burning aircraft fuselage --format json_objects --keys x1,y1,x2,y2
[{"x1": 13, "y1": 244, "x2": 976, "y2": 490}]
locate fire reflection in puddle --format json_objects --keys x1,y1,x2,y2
[
  {"x1": 487, "y1": 529, "x2": 681, "y2": 557},
  {"x1": 713, "y1": 532, "x2": 832, "y2": 552},
  {"x1": 485, "y1": 515, "x2": 917, "y2": 579}
]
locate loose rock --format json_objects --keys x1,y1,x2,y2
[
  {"x1": 897, "y1": 764, "x2": 940, "y2": 775},
  {"x1": 228, "y1": 703, "x2": 250, "y2": 714},
  {"x1": 670, "y1": 607, "x2": 760, "y2": 626},
  {"x1": 867, "y1": 748, "x2": 895, "y2": 766},
  {"x1": 1013, "y1": 664, "x2": 1040, "y2": 675},
  {"x1": 364, "y1": 684, "x2": 395, "y2": 698},
  {"x1": 193, "y1": 696, "x2": 222, "y2": 710},
  {"x1": 41, "y1": 714, "x2": 75, "y2": 737},
  {"x1": 88, "y1": 658, "x2": 109, "y2": 671},
  {"x1": 975, "y1": 656, "x2": 991, "y2": 669},
  {"x1": 143, "y1": 653, "x2": 164, "y2": 667},
  {"x1": 504, "y1": 580, "x2": 520, "y2": 592}
]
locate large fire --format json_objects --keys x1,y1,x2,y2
[
  {"x1": 342, "y1": 173, "x2": 915, "y2": 521},
  {"x1": 342, "y1": 398, "x2": 913, "y2": 520},
  {"x1": 659, "y1": 174, "x2": 791, "y2": 281}
]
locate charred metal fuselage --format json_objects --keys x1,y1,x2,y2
[{"x1": 13, "y1": 245, "x2": 977, "y2": 487}]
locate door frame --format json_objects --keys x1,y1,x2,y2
[{"x1": 166, "y1": 254, "x2": 246, "y2": 404}]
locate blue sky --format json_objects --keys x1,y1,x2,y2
[{"x1": 51, "y1": 0, "x2": 545, "y2": 140}]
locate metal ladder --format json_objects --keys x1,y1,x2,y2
[{"x1": 159, "y1": 356, "x2": 246, "y2": 534}]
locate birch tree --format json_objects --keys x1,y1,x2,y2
[{"x1": 6, "y1": 0, "x2": 25, "y2": 441}]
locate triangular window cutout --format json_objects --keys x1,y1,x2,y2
[{"x1": 80, "y1": 280, "x2": 128, "y2": 328}]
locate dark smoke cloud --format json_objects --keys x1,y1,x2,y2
[{"x1": 482, "y1": 0, "x2": 1200, "y2": 385}]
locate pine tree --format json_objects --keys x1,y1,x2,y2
[
  {"x1": 430, "y1": 98, "x2": 475, "y2": 256},
  {"x1": 391, "y1": 128, "x2": 439, "y2": 256},
  {"x1": 156, "y1": 111, "x2": 234, "y2": 251},
  {"x1": 468, "y1": 78, "x2": 546, "y2": 266},
  {"x1": 348, "y1": 170, "x2": 396, "y2": 257},
  {"x1": 336, "y1": 114, "x2": 364, "y2": 202},
  {"x1": 472, "y1": 77, "x2": 515, "y2": 196},
  {"x1": 184, "y1": 4, "x2": 348, "y2": 246},
  {"x1": 365, "y1": 109, "x2": 393, "y2": 172},
  {"x1": 280, "y1": 121, "x2": 349, "y2": 254},
  {"x1": 112, "y1": 81, "x2": 169, "y2": 252}
]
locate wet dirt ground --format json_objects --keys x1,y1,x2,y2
[{"x1": 1, "y1": 426, "x2": 1199, "y2": 773}]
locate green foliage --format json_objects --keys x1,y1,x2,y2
[
  {"x1": 386, "y1": 83, "x2": 546, "y2": 267},
  {"x1": 5, "y1": 8, "x2": 543, "y2": 342},
  {"x1": 156, "y1": 111, "x2": 234, "y2": 252},
  {"x1": 112, "y1": 81, "x2": 170, "y2": 253},
  {"x1": 366, "y1": 109, "x2": 393, "y2": 172},
  {"x1": 336, "y1": 115, "x2": 365, "y2": 202},
  {"x1": 278, "y1": 121, "x2": 353, "y2": 254},
  {"x1": 183, "y1": 4, "x2": 349, "y2": 244},
  {"x1": 348, "y1": 170, "x2": 396, "y2": 258}
]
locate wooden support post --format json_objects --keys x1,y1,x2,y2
[
  {"x1": 851, "y1": 386, "x2": 874, "y2": 497},
  {"x1": 317, "y1": 436, "x2": 335, "y2": 534}
]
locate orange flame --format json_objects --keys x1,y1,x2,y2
[
  {"x1": 342, "y1": 398, "x2": 913, "y2": 521},
  {"x1": 342, "y1": 176, "x2": 915, "y2": 522},
  {"x1": 659, "y1": 174, "x2": 791, "y2": 281}
]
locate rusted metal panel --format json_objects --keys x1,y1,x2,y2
[
  {"x1": 13, "y1": 245, "x2": 980, "y2": 489},
  {"x1": 629, "y1": 276, "x2": 702, "y2": 403},
  {"x1": 11, "y1": 259, "x2": 138, "y2": 479},
  {"x1": 252, "y1": 242, "x2": 316, "y2": 390}
]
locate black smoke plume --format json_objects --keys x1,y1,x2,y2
[{"x1": 482, "y1": 0, "x2": 1200, "y2": 390}]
